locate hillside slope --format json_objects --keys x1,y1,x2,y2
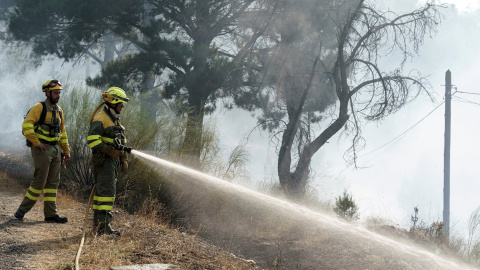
[
  {"x1": 2, "y1": 147, "x2": 480, "y2": 270},
  {"x1": 0, "y1": 152, "x2": 254, "y2": 270},
  {"x1": 134, "y1": 151, "x2": 480, "y2": 270}
]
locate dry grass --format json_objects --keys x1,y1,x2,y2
[
  {"x1": 0, "y1": 168, "x2": 254, "y2": 270},
  {"x1": 76, "y1": 201, "x2": 254, "y2": 270}
]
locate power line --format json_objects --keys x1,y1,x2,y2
[
  {"x1": 359, "y1": 101, "x2": 445, "y2": 159},
  {"x1": 452, "y1": 99, "x2": 480, "y2": 107},
  {"x1": 360, "y1": 89, "x2": 464, "y2": 160},
  {"x1": 456, "y1": 91, "x2": 480, "y2": 96},
  {"x1": 452, "y1": 95, "x2": 480, "y2": 107},
  {"x1": 343, "y1": 87, "x2": 480, "y2": 167}
]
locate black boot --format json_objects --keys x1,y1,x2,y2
[
  {"x1": 14, "y1": 209, "x2": 25, "y2": 219},
  {"x1": 45, "y1": 215, "x2": 68, "y2": 223},
  {"x1": 106, "y1": 228, "x2": 121, "y2": 236},
  {"x1": 97, "y1": 223, "x2": 121, "y2": 236}
]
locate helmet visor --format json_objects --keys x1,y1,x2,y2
[
  {"x1": 42, "y1": 80, "x2": 63, "y2": 91},
  {"x1": 112, "y1": 94, "x2": 129, "y2": 103}
]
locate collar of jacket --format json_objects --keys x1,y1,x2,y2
[{"x1": 104, "y1": 105, "x2": 119, "y2": 123}]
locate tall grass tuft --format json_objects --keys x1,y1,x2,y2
[{"x1": 59, "y1": 84, "x2": 99, "y2": 192}]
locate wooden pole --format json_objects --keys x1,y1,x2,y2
[{"x1": 443, "y1": 70, "x2": 451, "y2": 236}]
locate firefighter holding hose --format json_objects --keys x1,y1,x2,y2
[{"x1": 87, "y1": 87, "x2": 130, "y2": 236}]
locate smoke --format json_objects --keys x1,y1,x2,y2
[
  {"x1": 0, "y1": 33, "x2": 96, "y2": 151},
  {"x1": 1, "y1": 0, "x2": 479, "y2": 256},
  {"x1": 133, "y1": 150, "x2": 479, "y2": 269}
]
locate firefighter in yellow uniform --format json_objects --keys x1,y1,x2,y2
[
  {"x1": 14, "y1": 79, "x2": 71, "y2": 223},
  {"x1": 87, "y1": 87, "x2": 129, "y2": 236}
]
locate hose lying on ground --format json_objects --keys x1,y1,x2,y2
[{"x1": 74, "y1": 186, "x2": 96, "y2": 270}]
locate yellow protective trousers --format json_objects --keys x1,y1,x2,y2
[
  {"x1": 92, "y1": 155, "x2": 119, "y2": 231},
  {"x1": 18, "y1": 144, "x2": 61, "y2": 218}
]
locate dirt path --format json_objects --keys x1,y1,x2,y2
[
  {"x1": 0, "y1": 172, "x2": 31, "y2": 270},
  {"x1": 0, "y1": 148, "x2": 84, "y2": 269},
  {"x1": 0, "y1": 167, "x2": 85, "y2": 270}
]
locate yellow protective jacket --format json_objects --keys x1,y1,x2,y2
[
  {"x1": 87, "y1": 107, "x2": 126, "y2": 152},
  {"x1": 22, "y1": 99, "x2": 71, "y2": 153}
]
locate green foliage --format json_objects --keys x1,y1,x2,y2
[
  {"x1": 333, "y1": 190, "x2": 359, "y2": 222},
  {"x1": 8, "y1": 0, "x2": 258, "y2": 105},
  {"x1": 8, "y1": 0, "x2": 271, "y2": 160},
  {"x1": 9, "y1": 0, "x2": 144, "y2": 57},
  {"x1": 229, "y1": 0, "x2": 339, "y2": 131},
  {"x1": 0, "y1": 0, "x2": 14, "y2": 21},
  {"x1": 86, "y1": 53, "x2": 164, "y2": 94}
]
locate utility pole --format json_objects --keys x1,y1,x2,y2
[{"x1": 443, "y1": 70, "x2": 451, "y2": 236}]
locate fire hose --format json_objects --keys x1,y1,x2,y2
[
  {"x1": 74, "y1": 140, "x2": 132, "y2": 270},
  {"x1": 74, "y1": 185, "x2": 95, "y2": 270}
]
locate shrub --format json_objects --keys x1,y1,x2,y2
[
  {"x1": 333, "y1": 190, "x2": 359, "y2": 222},
  {"x1": 58, "y1": 84, "x2": 98, "y2": 191}
]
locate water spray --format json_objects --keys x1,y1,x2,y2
[
  {"x1": 73, "y1": 150, "x2": 479, "y2": 270},
  {"x1": 131, "y1": 150, "x2": 479, "y2": 270}
]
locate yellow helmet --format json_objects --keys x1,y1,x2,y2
[
  {"x1": 42, "y1": 79, "x2": 63, "y2": 92},
  {"x1": 102, "y1": 87, "x2": 129, "y2": 104}
]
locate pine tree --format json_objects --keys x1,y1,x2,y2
[{"x1": 333, "y1": 190, "x2": 359, "y2": 222}]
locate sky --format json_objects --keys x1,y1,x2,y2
[
  {"x1": 425, "y1": 0, "x2": 480, "y2": 13},
  {"x1": 1, "y1": 0, "x2": 480, "y2": 240}
]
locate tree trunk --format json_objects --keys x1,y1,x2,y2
[
  {"x1": 277, "y1": 54, "x2": 320, "y2": 198},
  {"x1": 181, "y1": 2, "x2": 212, "y2": 165},
  {"x1": 278, "y1": 78, "x2": 304, "y2": 196},
  {"x1": 277, "y1": 117, "x2": 297, "y2": 196},
  {"x1": 182, "y1": 92, "x2": 206, "y2": 168},
  {"x1": 103, "y1": 35, "x2": 115, "y2": 67}
]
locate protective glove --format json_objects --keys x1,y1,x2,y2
[
  {"x1": 120, "y1": 153, "x2": 128, "y2": 172},
  {"x1": 121, "y1": 159, "x2": 128, "y2": 172},
  {"x1": 99, "y1": 144, "x2": 122, "y2": 159}
]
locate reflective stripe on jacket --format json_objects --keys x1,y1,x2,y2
[
  {"x1": 22, "y1": 99, "x2": 70, "y2": 153},
  {"x1": 87, "y1": 107, "x2": 126, "y2": 151}
]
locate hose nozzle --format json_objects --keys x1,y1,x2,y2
[{"x1": 113, "y1": 138, "x2": 132, "y2": 153}]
